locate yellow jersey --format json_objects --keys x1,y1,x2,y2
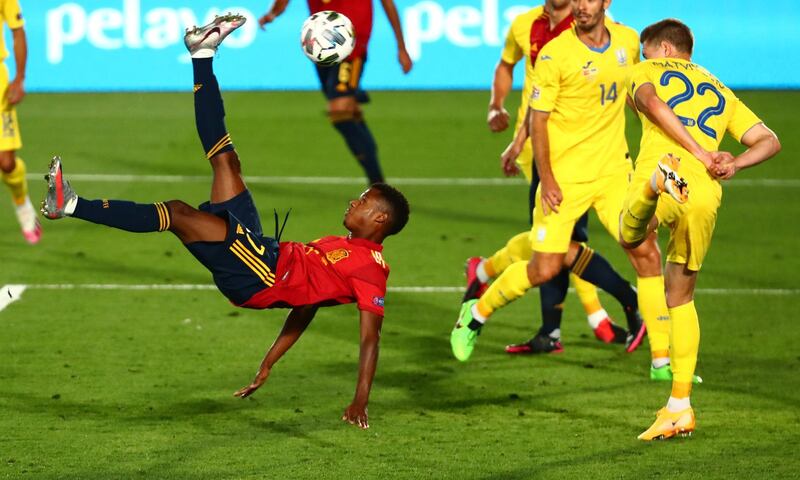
[
  {"x1": 628, "y1": 58, "x2": 762, "y2": 174},
  {"x1": 529, "y1": 22, "x2": 640, "y2": 183},
  {"x1": 0, "y1": 0, "x2": 23, "y2": 62},
  {"x1": 501, "y1": 6, "x2": 544, "y2": 130}
]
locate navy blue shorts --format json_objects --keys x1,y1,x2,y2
[
  {"x1": 316, "y1": 55, "x2": 370, "y2": 103},
  {"x1": 528, "y1": 170, "x2": 589, "y2": 243},
  {"x1": 185, "y1": 190, "x2": 279, "y2": 306}
]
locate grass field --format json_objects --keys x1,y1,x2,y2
[{"x1": 1, "y1": 87, "x2": 799, "y2": 479}]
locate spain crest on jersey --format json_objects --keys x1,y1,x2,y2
[{"x1": 326, "y1": 248, "x2": 350, "y2": 264}]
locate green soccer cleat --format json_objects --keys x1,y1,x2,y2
[
  {"x1": 650, "y1": 364, "x2": 703, "y2": 384},
  {"x1": 451, "y1": 299, "x2": 481, "y2": 362}
]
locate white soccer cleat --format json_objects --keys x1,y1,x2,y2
[
  {"x1": 15, "y1": 196, "x2": 42, "y2": 244},
  {"x1": 653, "y1": 153, "x2": 689, "y2": 204},
  {"x1": 41, "y1": 156, "x2": 77, "y2": 220},
  {"x1": 184, "y1": 13, "x2": 247, "y2": 58}
]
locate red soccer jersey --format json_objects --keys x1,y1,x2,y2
[
  {"x1": 529, "y1": 11, "x2": 574, "y2": 66},
  {"x1": 308, "y1": 0, "x2": 373, "y2": 59},
  {"x1": 241, "y1": 235, "x2": 389, "y2": 316}
]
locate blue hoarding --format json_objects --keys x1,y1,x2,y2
[{"x1": 13, "y1": 0, "x2": 800, "y2": 92}]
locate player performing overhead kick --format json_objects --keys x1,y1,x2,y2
[{"x1": 40, "y1": 15, "x2": 410, "y2": 430}]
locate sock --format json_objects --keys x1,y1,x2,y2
[
  {"x1": 652, "y1": 357, "x2": 670, "y2": 369},
  {"x1": 669, "y1": 301, "x2": 700, "y2": 385},
  {"x1": 1, "y1": 157, "x2": 28, "y2": 205},
  {"x1": 192, "y1": 58, "x2": 233, "y2": 159},
  {"x1": 587, "y1": 309, "x2": 610, "y2": 329},
  {"x1": 621, "y1": 182, "x2": 658, "y2": 245},
  {"x1": 666, "y1": 395, "x2": 691, "y2": 413},
  {"x1": 475, "y1": 259, "x2": 491, "y2": 283},
  {"x1": 72, "y1": 198, "x2": 171, "y2": 233},
  {"x1": 476, "y1": 260, "x2": 532, "y2": 319},
  {"x1": 467, "y1": 303, "x2": 486, "y2": 331},
  {"x1": 538, "y1": 269, "x2": 569, "y2": 337},
  {"x1": 637, "y1": 275, "x2": 671, "y2": 360},
  {"x1": 570, "y1": 244, "x2": 640, "y2": 331},
  {"x1": 571, "y1": 273, "x2": 603, "y2": 317},
  {"x1": 332, "y1": 114, "x2": 384, "y2": 184},
  {"x1": 487, "y1": 232, "x2": 532, "y2": 277}
]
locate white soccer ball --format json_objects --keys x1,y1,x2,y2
[{"x1": 300, "y1": 11, "x2": 356, "y2": 66}]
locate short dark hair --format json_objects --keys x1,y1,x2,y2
[
  {"x1": 640, "y1": 18, "x2": 694, "y2": 55},
  {"x1": 371, "y1": 183, "x2": 410, "y2": 236}
]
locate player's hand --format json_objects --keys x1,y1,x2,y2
[
  {"x1": 709, "y1": 151, "x2": 737, "y2": 179},
  {"x1": 258, "y1": 12, "x2": 277, "y2": 29},
  {"x1": 6, "y1": 78, "x2": 24, "y2": 106},
  {"x1": 342, "y1": 401, "x2": 369, "y2": 429},
  {"x1": 398, "y1": 49, "x2": 413, "y2": 74},
  {"x1": 500, "y1": 141, "x2": 521, "y2": 177},
  {"x1": 540, "y1": 176, "x2": 562, "y2": 215},
  {"x1": 233, "y1": 368, "x2": 271, "y2": 398},
  {"x1": 487, "y1": 106, "x2": 510, "y2": 132}
]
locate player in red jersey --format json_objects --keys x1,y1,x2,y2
[
  {"x1": 259, "y1": 0, "x2": 412, "y2": 185},
  {"x1": 40, "y1": 15, "x2": 410, "y2": 430}
]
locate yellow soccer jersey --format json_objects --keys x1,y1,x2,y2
[
  {"x1": 501, "y1": 6, "x2": 544, "y2": 131},
  {"x1": 628, "y1": 58, "x2": 762, "y2": 173},
  {"x1": 0, "y1": 0, "x2": 23, "y2": 62},
  {"x1": 529, "y1": 22, "x2": 639, "y2": 183}
]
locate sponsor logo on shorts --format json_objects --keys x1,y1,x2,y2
[
  {"x1": 537, "y1": 227, "x2": 546, "y2": 242},
  {"x1": 372, "y1": 296, "x2": 385, "y2": 307}
]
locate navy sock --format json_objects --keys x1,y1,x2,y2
[
  {"x1": 538, "y1": 268, "x2": 569, "y2": 337},
  {"x1": 570, "y1": 244, "x2": 640, "y2": 330},
  {"x1": 333, "y1": 119, "x2": 384, "y2": 184},
  {"x1": 72, "y1": 198, "x2": 171, "y2": 233},
  {"x1": 192, "y1": 58, "x2": 233, "y2": 158}
]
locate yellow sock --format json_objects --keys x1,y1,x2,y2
[
  {"x1": 637, "y1": 276, "x2": 671, "y2": 360},
  {"x1": 1, "y1": 157, "x2": 28, "y2": 206},
  {"x1": 669, "y1": 301, "x2": 700, "y2": 385},
  {"x1": 621, "y1": 183, "x2": 657, "y2": 245},
  {"x1": 476, "y1": 260, "x2": 532, "y2": 318},
  {"x1": 571, "y1": 273, "x2": 602, "y2": 315},
  {"x1": 487, "y1": 231, "x2": 532, "y2": 278}
]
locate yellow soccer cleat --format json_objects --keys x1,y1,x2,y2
[{"x1": 637, "y1": 407, "x2": 695, "y2": 441}]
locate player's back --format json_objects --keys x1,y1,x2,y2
[{"x1": 630, "y1": 58, "x2": 761, "y2": 172}]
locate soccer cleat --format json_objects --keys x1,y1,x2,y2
[
  {"x1": 16, "y1": 197, "x2": 42, "y2": 244},
  {"x1": 650, "y1": 364, "x2": 704, "y2": 384},
  {"x1": 450, "y1": 299, "x2": 481, "y2": 362},
  {"x1": 41, "y1": 156, "x2": 77, "y2": 220},
  {"x1": 505, "y1": 333, "x2": 564, "y2": 355},
  {"x1": 625, "y1": 315, "x2": 647, "y2": 353},
  {"x1": 653, "y1": 153, "x2": 689, "y2": 204},
  {"x1": 184, "y1": 13, "x2": 247, "y2": 56},
  {"x1": 463, "y1": 257, "x2": 488, "y2": 301},
  {"x1": 593, "y1": 317, "x2": 627, "y2": 344},
  {"x1": 637, "y1": 407, "x2": 695, "y2": 441}
]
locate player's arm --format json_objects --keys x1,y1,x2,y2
[
  {"x1": 488, "y1": 60, "x2": 515, "y2": 132},
  {"x1": 632, "y1": 83, "x2": 716, "y2": 169},
  {"x1": 716, "y1": 123, "x2": 781, "y2": 180},
  {"x1": 258, "y1": 0, "x2": 290, "y2": 28},
  {"x1": 379, "y1": 0, "x2": 412, "y2": 73},
  {"x1": 531, "y1": 109, "x2": 561, "y2": 214},
  {"x1": 500, "y1": 107, "x2": 531, "y2": 176},
  {"x1": 7, "y1": 26, "x2": 26, "y2": 106},
  {"x1": 342, "y1": 309, "x2": 383, "y2": 429},
  {"x1": 233, "y1": 305, "x2": 319, "y2": 398}
]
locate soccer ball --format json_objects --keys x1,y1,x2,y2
[{"x1": 300, "y1": 11, "x2": 356, "y2": 66}]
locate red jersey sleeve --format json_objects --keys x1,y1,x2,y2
[{"x1": 349, "y1": 264, "x2": 387, "y2": 316}]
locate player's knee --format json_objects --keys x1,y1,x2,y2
[
  {"x1": 209, "y1": 150, "x2": 241, "y2": 175},
  {"x1": 627, "y1": 238, "x2": 662, "y2": 275},
  {"x1": 328, "y1": 97, "x2": 357, "y2": 120},
  {"x1": 0, "y1": 151, "x2": 15, "y2": 173},
  {"x1": 527, "y1": 258, "x2": 561, "y2": 285},
  {"x1": 163, "y1": 200, "x2": 195, "y2": 228}
]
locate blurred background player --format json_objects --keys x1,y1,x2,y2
[
  {"x1": 41, "y1": 15, "x2": 410, "y2": 429},
  {"x1": 0, "y1": 0, "x2": 38, "y2": 243},
  {"x1": 468, "y1": 0, "x2": 632, "y2": 355},
  {"x1": 620, "y1": 19, "x2": 781, "y2": 440},
  {"x1": 452, "y1": 0, "x2": 664, "y2": 363},
  {"x1": 258, "y1": 0, "x2": 413, "y2": 185}
]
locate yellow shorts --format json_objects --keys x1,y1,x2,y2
[
  {"x1": 627, "y1": 154, "x2": 721, "y2": 271},
  {"x1": 0, "y1": 63, "x2": 22, "y2": 152},
  {"x1": 531, "y1": 168, "x2": 631, "y2": 253}
]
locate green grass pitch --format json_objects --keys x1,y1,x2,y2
[{"x1": 1, "y1": 88, "x2": 799, "y2": 478}]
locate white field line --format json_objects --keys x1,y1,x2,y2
[
  {"x1": 0, "y1": 285, "x2": 27, "y2": 313},
  {"x1": 11, "y1": 284, "x2": 800, "y2": 295},
  {"x1": 26, "y1": 174, "x2": 800, "y2": 187}
]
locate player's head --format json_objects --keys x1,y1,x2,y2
[
  {"x1": 547, "y1": 0, "x2": 571, "y2": 10},
  {"x1": 640, "y1": 19, "x2": 694, "y2": 60},
  {"x1": 571, "y1": 0, "x2": 610, "y2": 32},
  {"x1": 343, "y1": 183, "x2": 410, "y2": 241}
]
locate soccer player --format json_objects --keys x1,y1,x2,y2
[
  {"x1": 258, "y1": 0, "x2": 413, "y2": 185},
  {"x1": 41, "y1": 15, "x2": 410, "y2": 430},
  {"x1": 620, "y1": 19, "x2": 780, "y2": 440},
  {"x1": 0, "y1": 0, "x2": 39, "y2": 244},
  {"x1": 470, "y1": 0, "x2": 632, "y2": 355},
  {"x1": 451, "y1": 0, "x2": 667, "y2": 364}
]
